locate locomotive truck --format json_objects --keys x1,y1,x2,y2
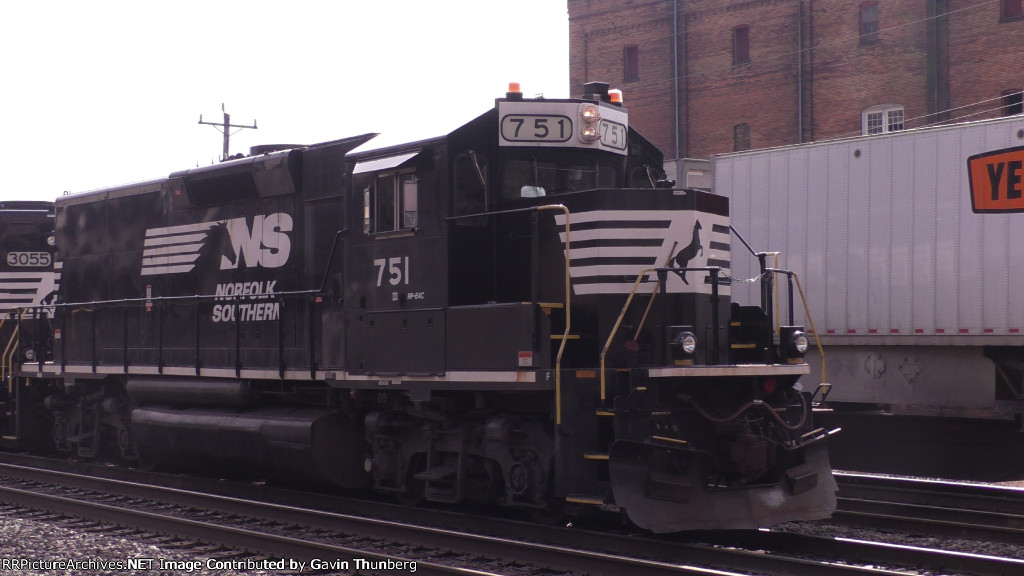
[{"x1": 0, "y1": 82, "x2": 835, "y2": 532}]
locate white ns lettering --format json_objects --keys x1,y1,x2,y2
[{"x1": 219, "y1": 213, "x2": 293, "y2": 269}]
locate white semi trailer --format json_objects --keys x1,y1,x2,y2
[{"x1": 713, "y1": 115, "x2": 1024, "y2": 424}]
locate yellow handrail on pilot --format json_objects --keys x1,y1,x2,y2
[
  {"x1": 791, "y1": 271, "x2": 825, "y2": 383},
  {"x1": 768, "y1": 267, "x2": 826, "y2": 384},
  {"x1": 599, "y1": 268, "x2": 657, "y2": 404}
]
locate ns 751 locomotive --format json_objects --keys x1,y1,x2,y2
[{"x1": 0, "y1": 82, "x2": 835, "y2": 532}]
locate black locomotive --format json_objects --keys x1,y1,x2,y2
[{"x1": 0, "y1": 82, "x2": 835, "y2": 532}]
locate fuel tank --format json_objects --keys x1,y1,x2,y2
[
  {"x1": 132, "y1": 406, "x2": 368, "y2": 488},
  {"x1": 127, "y1": 378, "x2": 258, "y2": 406}
]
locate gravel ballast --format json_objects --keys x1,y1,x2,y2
[{"x1": 0, "y1": 512, "x2": 282, "y2": 575}]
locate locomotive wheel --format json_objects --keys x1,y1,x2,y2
[
  {"x1": 529, "y1": 499, "x2": 566, "y2": 525},
  {"x1": 528, "y1": 465, "x2": 565, "y2": 525},
  {"x1": 395, "y1": 454, "x2": 426, "y2": 507},
  {"x1": 134, "y1": 455, "x2": 157, "y2": 472}
]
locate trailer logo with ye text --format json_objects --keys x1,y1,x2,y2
[{"x1": 968, "y1": 145, "x2": 1024, "y2": 213}]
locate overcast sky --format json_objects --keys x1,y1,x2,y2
[{"x1": 1, "y1": 1, "x2": 569, "y2": 200}]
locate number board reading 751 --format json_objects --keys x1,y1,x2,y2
[{"x1": 497, "y1": 101, "x2": 629, "y2": 156}]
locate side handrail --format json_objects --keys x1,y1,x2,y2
[
  {"x1": 599, "y1": 266, "x2": 722, "y2": 403},
  {"x1": 1, "y1": 314, "x2": 17, "y2": 389},
  {"x1": 600, "y1": 268, "x2": 656, "y2": 403},
  {"x1": 448, "y1": 204, "x2": 571, "y2": 424},
  {"x1": 768, "y1": 268, "x2": 825, "y2": 384},
  {"x1": 732, "y1": 224, "x2": 824, "y2": 382},
  {"x1": 536, "y1": 205, "x2": 571, "y2": 426}
]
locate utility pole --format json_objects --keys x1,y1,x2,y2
[{"x1": 198, "y1": 104, "x2": 257, "y2": 161}]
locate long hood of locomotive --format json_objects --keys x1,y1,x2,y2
[
  {"x1": 139, "y1": 212, "x2": 294, "y2": 321},
  {"x1": 57, "y1": 190, "x2": 298, "y2": 317},
  {"x1": 553, "y1": 190, "x2": 731, "y2": 296}
]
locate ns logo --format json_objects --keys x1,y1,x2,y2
[
  {"x1": 140, "y1": 212, "x2": 294, "y2": 276},
  {"x1": 214, "y1": 213, "x2": 293, "y2": 270}
]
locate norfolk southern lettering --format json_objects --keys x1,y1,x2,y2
[{"x1": 212, "y1": 280, "x2": 280, "y2": 323}]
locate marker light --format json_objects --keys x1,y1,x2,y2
[{"x1": 506, "y1": 81, "x2": 524, "y2": 101}]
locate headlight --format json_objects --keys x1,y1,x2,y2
[
  {"x1": 579, "y1": 103, "x2": 602, "y2": 144},
  {"x1": 580, "y1": 104, "x2": 601, "y2": 122},
  {"x1": 793, "y1": 333, "x2": 809, "y2": 354},
  {"x1": 680, "y1": 333, "x2": 697, "y2": 354},
  {"x1": 670, "y1": 328, "x2": 697, "y2": 364},
  {"x1": 780, "y1": 326, "x2": 808, "y2": 363},
  {"x1": 580, "y1": 124, "x2": 600, "y2": 143}
]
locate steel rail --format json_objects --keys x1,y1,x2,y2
[
  {"x1": 0, "y1": 459, "x2": 916, "y2": 576},
  {"x1": 835, "y1": 471, "x2": 1024, "y2": 544}
]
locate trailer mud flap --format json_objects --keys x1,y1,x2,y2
[{"x1": 608, "y1": 438, "x2": 837, "y2": 533}]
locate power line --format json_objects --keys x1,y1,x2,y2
[{"x1": 199, "y1": 104, "x2": 258, "y2": 161}]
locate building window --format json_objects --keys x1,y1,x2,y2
[
  {"x1": 862, "y1": 105, "x2": 905, "y2": 135},
  {"x1": 623, "y1": 45, "x2": 639, "y2": 82},
  {"x1": 733, "y1": 123, "x2": 751, "y2": 151},
  {"x1": 733, "y1": 25, "x2": 750, "y2": 64},
  {"x1": 364, "y1": 172, "x2": 418, "y2": 234},
  {"x1": 1002, "y1": 0, "x2": 1023, "y2": 20},
  {"x1": 859, "y1": 2, "x2": 880, "y2": 43},
  {"x1": 1003, "y1": 90, "x2": 1024, "y2": 116}
]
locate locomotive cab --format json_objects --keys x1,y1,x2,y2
[{"x1": 344, "y1": 82, "x2": 836, "y2": 530}]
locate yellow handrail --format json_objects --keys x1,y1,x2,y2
[
  {"x1": 598, "y1": 266, "x2": 827, "y2": 403},
  {"x1": 766, "y1": 267, "x2": 826, "y2": 383},
  {"x1": 790, "y1": 272, "x2": 826, "y2": 384},
  {"x1": 537, "y1": 205, "x2": 572, "y2": 426},
  {"x1": 599, "y1": 268, "x2": 657, "y2": 403},
  {"x1": 1, "y1": 311, "x2": 20, "y2": 396}
]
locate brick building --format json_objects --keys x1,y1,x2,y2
[{"x1": 567, "y1": 0, "x2": 1024, "y2": 163}]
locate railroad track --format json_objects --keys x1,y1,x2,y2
[
  {"x1": 0, "y1": 454, "x2": 1022, "y2": 575},
  {"x1": 833, "y1": 471, "x2": 1024, "y2": 545}
]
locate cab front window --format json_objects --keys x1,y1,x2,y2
[{"x1": 501, "y1": 155, "x2": 619, "y2": 199}]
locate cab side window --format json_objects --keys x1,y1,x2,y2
[
  {"x1": 453, "y1": 153, "x2": 488, "y2": 216},
  {"x1": 364, "y1": 171, "x2": 418, "y2": 234}
]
